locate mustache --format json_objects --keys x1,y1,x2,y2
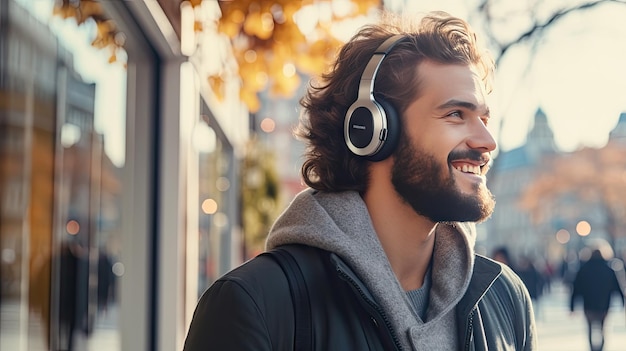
[{"x1": 448, "y1": 149, "x2": 491, "y2": 165}]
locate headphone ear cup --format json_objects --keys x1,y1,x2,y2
[{"x1": 367, "y1": 97, "x2": 400, "y2": 161}]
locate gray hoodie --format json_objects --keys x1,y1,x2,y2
[{"x1": 266, "y1": 188, "x2": 477, "y2": 350}]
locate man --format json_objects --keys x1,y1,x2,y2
[
  {"x1": 570, "y1": 247, "x2": 625, "y2": 351},
  {"x1": 184, "y1": 11, "x2": 536, "y2": 350}
]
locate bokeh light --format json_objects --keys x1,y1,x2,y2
[
  {"x1": 576, "y1": 220, "x2": 591, "y2": 236},
  {"x1": 66, "y1": 220, "x2": 80, "y2": 235},
  {"x1": 202, "y1": 199, "x2": 218, "y2": 214},
  {"x1": 555, "y1": 229, "x2": 570, "y2": 244}
]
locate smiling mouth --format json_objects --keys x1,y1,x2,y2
[
  {"x1": 454, "y1": 163, "x2": 482, "y2": 175},
  {"x1": 450, "y1": 158, "x2": 491, "y2": 176},
  {"x1": 448, "y1": 150, "x2": 491, "y2": 177}
]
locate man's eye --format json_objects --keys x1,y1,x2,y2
[{"x1": 447, "y1": 111, "x2": 462, "y2": 118}]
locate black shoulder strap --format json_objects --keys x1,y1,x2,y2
[{"x1": 263, "y1": 246, "x2": 313, "y2": 351}]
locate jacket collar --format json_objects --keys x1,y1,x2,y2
[{"x1": 458, "y1": 255, "x2": 502, "y2": 317}]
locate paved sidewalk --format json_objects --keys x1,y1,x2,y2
[
  {"x1": 1, "y1": 301, "x2": 119, "y2": 351},
  {"x1": 535, "y1": 282, "x2": 626, "y2": 351},
  {"x1": 3, "y1": 282, "x2": 624, "y2": 350}
]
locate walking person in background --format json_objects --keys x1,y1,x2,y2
[
  {"x1": 517, "y1": 256, "x2": 545, "y2": 320},
  {"x1": 492, "y1": 246, "x2": 516, "y2": 271},
  {"x1": 570, "y1": 247, "x2": 625, "y2": 351},
  {"x1": 184, "y1": 10, "x2": 536, "y2": 350}
]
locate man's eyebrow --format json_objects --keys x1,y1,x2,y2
[
  {"x1": 436, "y1": 99, "x2": 490, "y2": 116},
  {"x1": 436, "y1": 99, "x2": 478, "y2": 110}
]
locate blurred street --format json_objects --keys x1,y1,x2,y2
[
  {"x1": 536, "y1": 281, "x2": 626, "y2": 351},
  {"x1": 0, "y1": 301, "x2": 119, "y2": 351},
  {"x1": 2, "y1": 281, "x2": 625, "y2": 350}
]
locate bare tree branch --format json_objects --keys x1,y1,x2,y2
[{"x1": 494, "y1": 0, "x2": 626, "y2": 65}]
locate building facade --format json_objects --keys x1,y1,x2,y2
[
  {"x1": 481, "y1": 108, "x2": 626, "y2": 269},
  {"x1": 0, "y1": 1, "x2": 248, "y2": 350}
]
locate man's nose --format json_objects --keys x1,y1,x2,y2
[{"x1": 467, "y1": 118, "x2": 497, "y2": 152}]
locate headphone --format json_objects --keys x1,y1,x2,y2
[{"x1": 344, "y1": 35, "x2": 408, "y2": 161}]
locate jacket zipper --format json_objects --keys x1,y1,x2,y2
[
  {"x1": 335, "y1": 266, "x2": 403, "y2": 351},
  {"x1": 464, "y1": 309, "x2": 475, "y2": 351}
]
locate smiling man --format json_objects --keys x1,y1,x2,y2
[{"x1": 184, "y1": 11, "x2": 537, "y2": 351}]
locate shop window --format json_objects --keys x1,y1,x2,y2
[{"x1": 1, "y1": 1, "x2": 126, "y2": 350}]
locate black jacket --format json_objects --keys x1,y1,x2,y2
[
  {"x1": 183, "y1": 245, "x2": 535, "y2": 351},
  {"x1": 570, "y1": 254, "x2": 625, "y2": 313}
]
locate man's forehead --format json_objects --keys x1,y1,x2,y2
[{"x1": 415, "y1": 61, "x2": 489, "y2": 103}]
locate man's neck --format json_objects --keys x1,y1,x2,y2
[{"x1": 363, "y1": 182, "x2": 437, "y2": 291}]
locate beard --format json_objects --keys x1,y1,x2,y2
[{"x1": 390, "y1": 136, "x2": 495, "y2": 223}]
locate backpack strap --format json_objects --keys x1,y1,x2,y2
[{"x1": 263, "y1": 245, "x2": 313, "y2": 351}]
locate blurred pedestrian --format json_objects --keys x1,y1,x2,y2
[
  {"x1": 570, "y1": 247, "x2": 625, "y2": 351},
  {"x1": 560, "y1": 250, "x2": 580, "y2": 287},
  {"x1": 517, "y1": 256, "x2": 545, "y2": 320},
  {"x1": 492, "y1": 246, "x2": 516, "y2": 271}
]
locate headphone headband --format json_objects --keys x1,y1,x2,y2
[
  {"x1": 357, "y1": 35, "x2": 408, "y2": 101},
  {"x1": 344, "y1": 35, "x2": 408, "y2": 160}
]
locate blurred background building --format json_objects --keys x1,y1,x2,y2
[
  {"x1": 482, "y1": 108, "x2": 626, "y2": 273},
  {"x1": 1, "y1": 0, "x2": 625, "y2": 350}
]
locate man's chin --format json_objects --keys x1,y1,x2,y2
[
  {"x1": 455, "y1": 187, "x2": 495, "y2": 222},
  {"x1": 416, "y1": 195, "x2": 495, "y2": 223},
  {"x1": 475, "y1": 192, "x2": 496, "y2": 222}
]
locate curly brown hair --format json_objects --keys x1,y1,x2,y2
[{"x1": 295, "y1": 11, "x2": 495, "y2": 192}]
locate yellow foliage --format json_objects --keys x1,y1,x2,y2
[
  {"x1": 52, "y1": 0, "x2": 125, "y2": 66},
  {"x1": 210, "y1": 0, "x2": 381, "y2": 112},
  {"x1": 76, "y1": 0, "x2": 102, "y2": 24},
  {"x1": 218, "y1": 20, "x2": 241, "y2": 39},
  {"x1": 208, "y1": 75, "x2": 225, "y2": 101},
  {"x1": 243, "y1": 11, "x2": 275, "y2": 40},
  {"x1": 271, "y1": 73, "x2": 301, "y2": 97},
  {"x1": 52, "y1": 1, "x2": 78, "y2": 20},
  {"x1": 272, "y1": 21, "x2": 306, "y2": 45},
  {"x1": 357, "y1": 0, "x2": 382, "y2": 14},
  {"x1": 240, "y1": 87, "x2": 261, "y2": 113},
  {"x1": 295, "y1": 37, "x2": 340, "y2": 74},
  {"x1": 239, "y1": 59, "x2": 269, "y2": 92},
  {"x1": 92, "y1": 20, "x2": 117, "y2": 48},
  {"x1": 519, "y1": 145, "x2": 626, "y2": 229}
]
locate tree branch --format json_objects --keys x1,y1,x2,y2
[{"x1": 495, "y1": 0, "x2": 626, "y2": 65}]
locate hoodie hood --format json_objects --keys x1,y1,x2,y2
[{"x1": 266, "y1": 188, "x2": 477, "y2": 350}]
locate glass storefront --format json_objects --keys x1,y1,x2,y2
[
  {"x1": 1, "y1": 1, "x2": 126, "y2": 349},
  {"x1": 180, "y1": 1, "x2": 246, "y2": 317},
  {"x1": 1, "y1": 1, "x2": 246, "y2": 350},
  {"x1": 195, "y1": 104, "x2": 236, "y2": 295}
]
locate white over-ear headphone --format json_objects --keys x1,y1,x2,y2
[{"x1": 344, "y1": 35, "x2": 407, "y2": 161}]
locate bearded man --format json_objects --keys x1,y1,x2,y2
[{"x1": 184, "y1": 11, "x2": 537, "y2": 351}]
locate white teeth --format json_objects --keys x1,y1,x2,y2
[{"x1": 456, "y1": 165, "x2": 481, "y2": 175}]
